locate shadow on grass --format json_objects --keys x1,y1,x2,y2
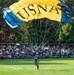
[
  {"x1": 40, "y1": 62, "x2": 67, "y2": 65},
  {"x1": 0, "y1": 59, "x2": 68, "y2": 65}
]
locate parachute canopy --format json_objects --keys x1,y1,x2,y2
[{"x1": 3, "y1": 0, "x2": 72, "y2": 28}]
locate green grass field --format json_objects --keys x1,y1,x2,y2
[{"x1": 0, "y1": 58, "x2": 74, "y2": 75}]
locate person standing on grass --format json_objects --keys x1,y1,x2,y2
[{"x1": 33, "y1": 51, "x2": 39, "y2": 70}]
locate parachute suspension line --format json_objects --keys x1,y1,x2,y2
[
  {"x1": 27, "y1": 21, "x2": 35, "y2": 43},
  {"x1": 34, "y1": 20, "x2": 37, "y2": 43},
  {"x1": 35, "y1": 21, "x2": 39, "y2": 43},
  {"x1": 32, "y1": 20, "x2": 36, "y2": 43},
  {"x1": 39, "y1": 19, "x2": 43, "y2": 44},
  {"x1": 51, "y1": 23, "x2": 62, "y2": 38},
  {"x1": 41, "y1": 20, "x2": 61, "y2": 44},
  {"x1": 47, "y1": 21, "x2": 54, "y2": 42},
  {"x1": 13, "y1": 25, "x2": 32, "y2": 43},
  {"x1": 14, "y1": 28, "x2": 27, "y2": 42},
  {"x1": 29, "y1": 20, "x2": 38, "y2": 43},
  {"x1": 41, "y1": 19, "x2": 48, "y2": 44},
  {"x1": 12, "y1": 28, "x2": 24, "y2": 41},
  {"x1": 41, "y1": 20, "x2": 54, "y2": 43},
  {"x1": 41, "y1": 19, "x2": 46, "y2": 44},
  {"x1": 45, "y1": 23, "x2": 62, "y2": 43},
  {"x1": 50, "y1": 23, "x2": 62, "y2": 40},
  {"x1": 45, "y1": 20, "x2": 52, "y2": 43},
  {"x1": 44, "y1": 21, "x2": 55, "y2": 43},
  {"x1": 47, "y1": 22, "x2": 59, "y2": 40}
]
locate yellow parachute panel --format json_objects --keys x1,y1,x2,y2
[{"x1": 9, "y1": 0, "x2": 61, "y2": 22}]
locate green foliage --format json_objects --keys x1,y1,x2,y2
[
  {"x1": 7, "y1": 19, "x2": 62, "y2": 43},
  {"x1": 59, "y1": 20, "x2": 74, "y2": 43},
  {"x1": 7, "y1": 23, "x2": 30, "y2": 43},
  {"x1": 28, "y1": 19, "x2": 62, "y2": 43}
]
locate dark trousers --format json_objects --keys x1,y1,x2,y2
[{"x1": 34, "y1": 59, "x2": 39, "y2": 70}]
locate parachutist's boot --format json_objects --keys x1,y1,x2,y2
[{"x1": 37, "y1": 66, "x2": 39, "y2": 70}]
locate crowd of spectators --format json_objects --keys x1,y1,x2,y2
[{"x1": 0, "y1": 43, "x2": 74, "y2": 59}]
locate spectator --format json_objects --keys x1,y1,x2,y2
[{"x1": 0, "y1": 43, "x2": 74, "y2": 59}]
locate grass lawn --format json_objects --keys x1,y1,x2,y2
[{"x1": 0, "y1": 58, "x2": 74, "y2": 75}]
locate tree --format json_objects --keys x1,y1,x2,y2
[
  {"x1": 27, "y1": 19, "x2": 62, "y2": 43},
  {"x1": 59, "y1": 20, "x2": 74, "y2": 43},
  {"x1": 64, "y1": 0, "x2": 74, "y2": 16},
  {"x1": 7, "y1": 22, "x2": 29, "y2": 43}
]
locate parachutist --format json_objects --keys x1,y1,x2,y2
[{"x1": 34, "y1": 51, "x2": 39, "y2": 70}]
